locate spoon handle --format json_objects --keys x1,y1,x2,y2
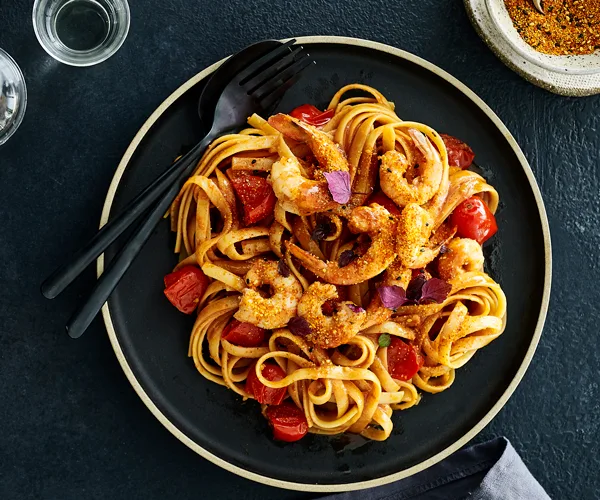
[
  {"x1": 41, "y1": 134, "x2": 210, "y2": 300},
  {"x1": 65, "y1": 131, "x2": 215, "y2": 339}
]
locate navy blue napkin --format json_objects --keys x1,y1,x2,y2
[{"x1": 320, "y1": 437, "x2": 550, "y2": 500}]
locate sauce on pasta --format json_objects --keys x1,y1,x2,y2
[{"x1": 163, "y1": 84, "x2": 506, "y2": 442}]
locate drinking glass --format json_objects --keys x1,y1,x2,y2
[
  {"x1": 0, "y1": 48, "x2": 27, "y2": 146},
  {"x1": 32, "y1": 0, "x2": 130, "y2": 67}
]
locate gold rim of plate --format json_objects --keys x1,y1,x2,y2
[{"x1": 97, "y1": 35, "x2": 552, "y2": 492}]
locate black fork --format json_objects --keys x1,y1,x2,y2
[{"x1": 52, "y1": 40, "x2": 313, "y2": 338}]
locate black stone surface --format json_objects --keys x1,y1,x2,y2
[{"x1": 0, "y1": 1, "x2": 597, "y2": 499}]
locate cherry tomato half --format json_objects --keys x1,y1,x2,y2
[
  {"x1": 228, "y1": 171, "x2": 276, "y2": 226},
  {"x1": 246, "y1": 363, "x2": 287, "y2": 405},
  {"x1": 266, "y1": 402, "x2": 308, "y2": 442},
  {"x1": 450, "y1": 196, "x2": 498, "y2": 244},
  {"x1": 290, "y1": 104, "x2": 335, "y2": 127},
  {"x1": 366, "y1": 191, "x2": 402, "y2": 216},
  {"x1": 163, "y1": 266, "x2": 210, "y2": 314},
  {"x1": 440, "y1": 134, "x2": 475, "y2": 169},
  {"x1": 222, "y1": 320, "x2": 266, "y2": 347},
  {"x1": 387, "y1": 337, "x2": 424, "y2": 381}
]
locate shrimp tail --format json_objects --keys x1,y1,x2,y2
[
  {"x1": 268, "y1": 114, "x2": 310, "y2": 142},
  {"x1": 285, "y1": 240, "x2": 329, "y2": 274},
  {"x1": 408, "y1": 128, "x2": 437, "y2": 159}
]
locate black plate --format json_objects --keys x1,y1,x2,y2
[{"x1": 100, "y1": 37, "x2": 551, "y2": 491}]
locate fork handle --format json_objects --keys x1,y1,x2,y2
[
  {"x1": 41, "y1": 133, "x2": 212, "y2": 300},
  {"x1": 65, "y1": 131, "x2": 216, "y2": 339}
]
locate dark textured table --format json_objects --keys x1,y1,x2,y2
[{"x1": 1, "y1": 1, "x2": 598, "y2": 499}]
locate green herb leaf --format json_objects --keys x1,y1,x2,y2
[{"x1": 378, "y1": 333, "x2": 392, "y2": 348}]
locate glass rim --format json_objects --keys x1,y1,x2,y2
[
  {"x1": 0, "y1": 48, "x2": 28, "y2": 146},
  {"x1": 32, "y1": 0, "x2": 131, "y2": 67}
]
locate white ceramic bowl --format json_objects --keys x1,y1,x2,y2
[
  {"x1": 487, "y1": 0, "x2": 600, "y2": 75},
  {"x1": 465, "y1": 0, "x2": 600, "y2": 96}
]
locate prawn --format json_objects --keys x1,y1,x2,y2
[
  {"x1": 437, "y1": 237, "x2": 484, "y2": 281},
  {"x1": 379, "y1": 129, "x2": 443, "y2": 207},
  {"x1": 285, "y1": 204, "x2": 397, "y2": 285},
  {"x1": 297, "y1": 282, "x2": 366, "y2": 348},
  {"x1": 235, "y1": 260, "x2": 303, "y2": 329},
  {"x1": 269, "y1": 138, "x2": 336, "y2": 215},
  {"x1": 396, "y1": 203, "x2": 453, "y2": 269},
  {"x1": 268, "y1": 114, "x2": 350, "y2": 215},
  {"x1": 269, "y1": 113, "x2": 349, "y2": 173}
]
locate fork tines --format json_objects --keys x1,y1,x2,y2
[
  {"x1": 237, "y1": 40, "x2": 314, "y2": 110},
  {"x1": 253, "y1": 51, "x2": 313, "y2": 103},
  {"x1": 237, "y1": 39, "x2": 297, "y2": 84}
]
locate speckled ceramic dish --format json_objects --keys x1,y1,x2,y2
[
  {"x1": 98, "y1": 36, "x2": 551, "y2": 491},
  {"x1": 466, "y1": 0, "x2": 600, "y2": 96}
]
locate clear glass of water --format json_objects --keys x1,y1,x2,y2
[
  {"x1": 32, "y1": 0, "x2": 130, "y2": 67},
  {"x1": 0, "y1": 48, "x2": 27, "y2": 146}
]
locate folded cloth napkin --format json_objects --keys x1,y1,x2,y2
[{"x1": 320, "y1": 437, "x2": 550, "y2": 500}]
